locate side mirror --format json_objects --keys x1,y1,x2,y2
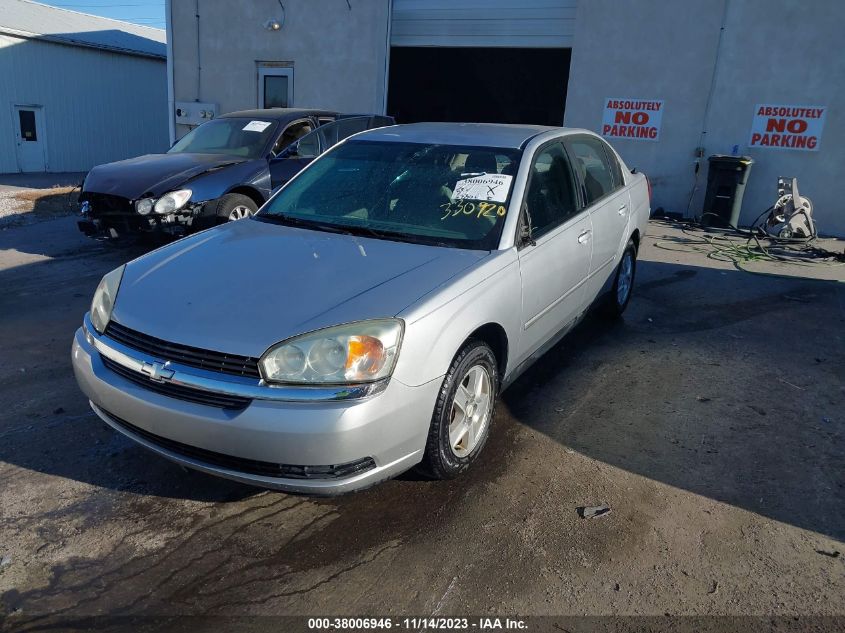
[{"x1": 519, "y1": 205, "x2": 536, "y2": 247}]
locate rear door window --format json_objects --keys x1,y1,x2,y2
[
  {"x1": 600, "y1": 141, "x2": 625, "y2": 188},
  {"x1": 565, "y1": 136, "x2": 617, "y2": 206}
]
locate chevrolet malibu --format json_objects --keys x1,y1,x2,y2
[{"x1": 71, "y1": 123, "x2": 650, "y2": 494}]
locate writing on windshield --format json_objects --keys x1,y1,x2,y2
[{"x1": 260, "y1": 140, "x2": 521, "y2": 250}]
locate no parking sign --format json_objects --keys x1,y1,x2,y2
[
  {"x1": 749, "y1": 104, "x2": 826, "y2": 151},
  {"x1": 601, "y1": 98, "x2": 664, "y2": 142}
]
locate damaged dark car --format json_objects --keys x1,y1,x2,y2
[{"x1": 77, "y1": 108, "x2": 394, "y2": 239}]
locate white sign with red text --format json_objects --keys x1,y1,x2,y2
[
  {"x1": 601, "y1": 98, "x2": 663, "y2": 142},
  {"x1": 749, "y1": 104, "x2": 826, "y2": 151}
]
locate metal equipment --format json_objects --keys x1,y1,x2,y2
[{"x1": 764, "y1": 177, "x2": 815, "y2": 240}]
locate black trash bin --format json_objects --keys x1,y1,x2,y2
[{"x1": 701, "y1": 155, "x2": 754, "y2": 228}]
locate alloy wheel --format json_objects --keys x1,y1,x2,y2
[
  {"x1": 228, "y1": 205, "x2": 253, "y2": 220},
  {"x1": 449, "y1": 364, "x2": 492, "y2": 457},
  {"x1": 617, "y1": 251, "x2": 634, "y2": 306}
]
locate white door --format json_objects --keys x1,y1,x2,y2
[
  {"x1": 258, "y1": 66, "x2": 293, "y2": 108},
  {"x1": 564, "y1": 135, "x2": 630, "y2": 300},
  {"x1": 517, "y1": 142, "x2": 593, "y2": 360},
  {"x1": 13, "y1": 105, "x2": 46, "y2": 172}
]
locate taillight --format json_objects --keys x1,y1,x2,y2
[{"x1": 645, "y1": 174, "x2": 653, "y2": 204}]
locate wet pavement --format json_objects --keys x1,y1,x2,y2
[{"x1": 0, "y1": 217, "x2": 843, "y2": 631}]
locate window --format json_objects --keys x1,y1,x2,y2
[
  {"x1": 168, "y1": 118, "x2": 277, "y2": 159},
  {"x1": 523, "y1": 142, "x2": 579, "y2": 239},
  {"x1": 258, "y1": 66, "x2": 293, "y2": 108},
  {"x1": 292, "y1": 117, "x2": 389, "y2": 160},
  {"x1": 601, "y1": 141, "x2": 625, "y2": 189},
  {"x1": 272, "y1": 120, "x2": 314, "y2": 156},
  {"x1": 18, "y1": 109, "x2": 37, "y2": 141},
  {"x1": 565, "y1": 136, "x2": 616, "y2": 205},
  {"x1": 260, "y1": 140, "x2": 522, "y2": 250},
  {"x1": 264, "y1": 76, "x2": 289, "y2": 108},
  {"x1": 296, "y1": 127, "x2": 320, "y2": 158}
]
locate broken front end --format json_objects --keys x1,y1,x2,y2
[{"x1": 77, "y1": 190, "x2": 212, "y2": 239}]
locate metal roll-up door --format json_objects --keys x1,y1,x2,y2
[{"x1": 390, "y1": 0, "x2": 578, "y2": 48}]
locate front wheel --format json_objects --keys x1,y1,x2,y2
[
  {"x1": 214, "y1": 193, "x2": 258, "y2": 222},
  {"x1": 602, "y1": 239, "x2": 637, "y2": 318},
  {"x1": 418, "y1": 340, "x2": 499, "y2": 480}
]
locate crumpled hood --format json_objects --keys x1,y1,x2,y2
[
  {"x1": 112, "y1": 219, "x2": 489, "y2": 358},
  {"x1": 82, "y1": 153, "x2": 248, "y2": 199}
]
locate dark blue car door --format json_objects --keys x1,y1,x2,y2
[{"x1": 268, "y1": 116, "x2": 394, "y2": 190}]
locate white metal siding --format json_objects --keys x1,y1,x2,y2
[
  {"x1": 0, "y1": 33, "x2": 168, "y2": 173},
  {"x1": 391, "y1": 0, "x2": 578, "y2": 48}
]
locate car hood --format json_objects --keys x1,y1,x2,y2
[
  {"x1": 82, "y1": 153, "x2": 248, "y2": 199},
  {"x1": 111, "y1": 219, "x2": 490, "y2": 358}
]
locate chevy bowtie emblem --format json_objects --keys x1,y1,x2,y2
[{"x1": 141, "y1": 361, "x2": 175, "y2": 383}]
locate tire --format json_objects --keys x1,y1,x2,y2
[
  {"x1": 214, "y1": 193, "x2": 258, "y2": 222},
  {"x1": 418, "y1": 340, "x2": 499, "y2": 480},
  {"x1": 602, "y1": 238, "x2": 637, "y2": 318}
]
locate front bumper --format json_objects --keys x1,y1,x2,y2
[
  {"x1": 77, "y1": 201, "x2": 211, "y2": 240},
  {"x1": 71, "y1": 321, "x2": 439, "y2": 494}
]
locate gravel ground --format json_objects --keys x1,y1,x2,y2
[
  {"x1": 0, "y1": 217, "x2": 842, "y2": 632},
  {"x1": 0, "y1": 187, "x2": 78, "y2": 229}
]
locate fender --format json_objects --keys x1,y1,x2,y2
[
  {"x1": 393, "y1": 250, "x2": 522, "y2": 388},
  {"x1": 184, "y1": 159, "x2": 271, "y2": 204}
]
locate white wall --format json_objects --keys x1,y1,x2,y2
[
  {"x1": 171, "y1": 0, "x2": 391, "y2": 138},
  {"x1": 565, "y1": 0, "x2": 845, "y2": 236},
  {"x1": 0, "y1": 33, "x2": 168, "y2": 173}
]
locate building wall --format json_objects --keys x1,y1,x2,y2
[
  {"x1": 171, "y1": 0, "x2": 391, "y2": 138},
  {"x1": 564, "y1": 0, "x2": 845, "y2": 236},
  {"x1": 0, "y1": 33, "x2": 168, "y2": 173}
]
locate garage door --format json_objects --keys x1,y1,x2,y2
[{"x1": 390, "y1": 0, "x2": 578, "y2": 48}]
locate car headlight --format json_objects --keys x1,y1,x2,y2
[
  {"x1": 90, "y1": 265, "x2": 125, "y2": 334},
  {"x1": 260, "y1": 319, "x2": 404, "y2": 385},
  {"x1": 135, "y1": 198, "x2": 154, "y2": 215},
  {"x1": 154, "y1": 189, "x2": 192, "y2": 214}
]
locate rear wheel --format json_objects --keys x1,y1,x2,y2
[
  {"x1": 418, "y1": 340, "x2": 498, "y2": 480},
  {"x1": 602, "y1": 239, "x2": 637, "y2": 318},
  {"x1": 214, "y1": 193, "x2": 258, "y2": 222}
]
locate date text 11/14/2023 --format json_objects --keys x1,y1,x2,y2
[{"x1": 307, "y1": 617, "x2": 528, "y2": 630}]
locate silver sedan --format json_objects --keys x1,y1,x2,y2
[{"x1": 72, "y1": 123, "x2": 650, "y2": 494}]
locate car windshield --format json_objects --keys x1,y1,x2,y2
[
  {"x1": 168, "y1": 118, "x2": 277, "y2": 159},
  {"x1": 258, "y1": 140, "x2": 522, "y2": 250}
]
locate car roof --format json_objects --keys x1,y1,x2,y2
[
  {"x1": 220, "y1": 108, "x2": 339, "y2": 122},
  {"x1": 354, "y1": 122, "x2": 563, "y2": 149}
]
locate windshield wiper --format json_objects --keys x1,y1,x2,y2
[
  {"x1": 257, "y1": 214, "x2": 455, "y2": 248},
  {"x1": 256, "y1": 214, "x2": 359, "y2": 236}
]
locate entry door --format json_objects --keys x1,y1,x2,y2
[
  {"x1": 258, "y1": 66, "x2": 293, "y2": 108},
  {"x1": 517, "y1": 142, "x2": 593, "y2": 360},
  {"x1": 13, "y1": 106, "x2": 46, "y2": 172},
  {"x1": 564, "y1": 135, "x2": 630, "y2": 300}
]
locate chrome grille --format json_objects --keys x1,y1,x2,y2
[
  {"x1": 105, "y1": 321, "x2": 261, "y2": 378},
  {"x1": 101, "y1": 356, "x2": 251, "y2": 410}
]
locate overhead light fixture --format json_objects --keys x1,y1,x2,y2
[{"x1": 265, "y1": 0, "x2": 285, "y2": 31}]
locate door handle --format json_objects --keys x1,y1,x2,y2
[
  {"x1": 618, "y1": 204, "x2": 627, "y2": 215},
  {"x1": 577, "y1": 230, "x2": 591, "y2": 244}
]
